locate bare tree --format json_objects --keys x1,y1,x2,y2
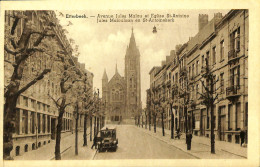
[
  {"x1": 3, "y1": 11, "x2": 59, "y2": 159},
  {"x1": 83, "y1": 84, "x2": 93, "y2": 147},
  {"x1": 48, "y1": 54, "x2": 82, "y2": 160},
  {"x1": 198, "y1": 58, "x2": 219, "y2": 154}
]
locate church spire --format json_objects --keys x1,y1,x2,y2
[
  {"x1": 129, "y1": 26, "x2": 136, "y2": 48},
  {"x1": 115, "y1": 62, "x2": 118, "y2": 74},
  {"x1": 102, "y1": 68, "x2": 108, "y2": 80}
]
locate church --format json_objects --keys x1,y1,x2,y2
[{"x1": 102, "y1": 28, "x2": 141, "y2": 124}]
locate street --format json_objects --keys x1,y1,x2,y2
[{"x1": 94, "y1": 125, "x2": 195, "y2": 159}]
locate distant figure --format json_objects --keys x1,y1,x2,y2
[
  {"x1": 186, "y1": 130, "x2": 192, "y2": 150},
  {"x1": 91, "y1": 134, "x2": 97, "y2": 149},
  {"x1": 176, "y1": 128, "x2": 181, "y2": 139},
  {"x1": 240, "y1": 128, "x2": 245, "y2": 147}
]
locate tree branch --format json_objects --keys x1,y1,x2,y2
[
  {"x1": 4, "y1": 59, "x2": 16, "y2": 67},
  {"x1": 16, "y1": 68, "x2": 51, "y2": 96},
  {"x1": 11, "y1": 17, "x2": 20, "y2": 35},
  {"x1": 4, "y1": 45, "x2": 19, "y2": 55},
  {"x1": 48, "y1": 93, "x2": 61, "y2": 109}
]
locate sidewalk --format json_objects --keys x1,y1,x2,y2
[
  {"x1": 13, "y1": 129, "x2": 93, "y2": 160},
  {"x1": 61, "y1": 133, "x2": 97, "y2": 160},
  {"x1": 136, "y1": 126, "x2": 247, "y2": 159}
]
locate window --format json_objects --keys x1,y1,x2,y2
[
  {"x1": 192, "y1": 64, "x2": 194, "y2": 77},
  {"x1": 236, "y1": 103, "x2": 241, "y2": 130},
  {"x1": 206, "y1": 51, "x2": 210, "y2": 65},
  {"x1": 202, "y1": 55, "x2": 205, "y2": 67},
  {"x1": 220, "y1": 40, "x2": 224, "y2": 61},
  {"x1": 220, "y1": 73, "x2": 224, "y2": 93},
  {"x1": 22, "y1": 110, "x2": 28, "y2": 134},
  {"x1": 31, "y1": 112, "x2": 35, "y2": 134},
  {"x1": 23, "y1": 97, "x2": 28, "y2": 107},
  {"x1": 212, "y1": 46, "x2": 216, "y2": 64},
  {"x1": 43, "y1": 115, "x2": 46, "y2": 133},
  {"x1": 37, "y1": 102, "x2": 41, "y2": 111},
  {"x1": 196, "y1": 60, "x2": 199, "y2": 75},
  {"x1": 228, "y1": 104, "x2": 233, "y2": 130},
  {"x1": 189, "y1": 66, "x2": 191, "y2": 78},
  {"x1": 31, "y1": 100, "x2": 36, "y2": 109},
  {"x1": 230, "y1": 27, "x2": 240, "y2": 52},
  {"x1": 235, "y1": 27, "x2": 240, "y2": 51},
  {"x1": 196, "y1": 84, "x2": 199, "y2": 99}
]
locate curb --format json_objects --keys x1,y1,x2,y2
[
  {"x1": 137, "y1": 127, "x2": 200, "y2": 159},
  {"x1": 137, "y1": 127, "x2": 247, "y2": 159},
  {"x1": 50, "y1": 132, "x2": 92, "y2": 160},
  {"x1": 92, "y1": 149, "x2": 98, "y2": 160},
  {"x1": 220, "y1": 149, "x2": 247, "y2": 159}
]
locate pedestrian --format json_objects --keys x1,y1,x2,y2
[
  {"x1": 240, "y1": 128, "x2": 245, "y2": 147},
  {"x1": 91, "y1": 134, "x2": 97, "y2": 149},
  {"x1": 176, "y1": 128, "x2": 181, "y2": 139},
  {"x1": 186, "y1": 130, "x2": 192, "y2": 150}
]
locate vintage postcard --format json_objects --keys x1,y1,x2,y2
[{"x1": 0, "y1": 0, "x2": 259, "y2": 167}]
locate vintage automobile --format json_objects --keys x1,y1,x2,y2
[{"x1": 97, "y1": 126, "x2": 118, "y2": 152}]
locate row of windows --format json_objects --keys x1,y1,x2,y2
[{"x1": 17, "y1": 96, "x2": 50, "y2": 112}]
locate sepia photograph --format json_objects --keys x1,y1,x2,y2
[{"x1": 0, "y1": 0, "x2": 259, "y2": 167}]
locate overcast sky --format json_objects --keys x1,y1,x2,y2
[{"x1": 57, "y1": 9, "x2": 229, "y2": 108}]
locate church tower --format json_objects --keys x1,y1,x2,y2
[
  {"x1": 125, "y1": 27, "x2": 141, "y2": 118},
  {"x1": 102, "y1": 69, "x2": 108, "y2": 103}
]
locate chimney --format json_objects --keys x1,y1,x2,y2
[
  {"x1": 175, "y1": 44, "x2": 182, "y2": 53},
  {"x1": 214, "y1": 12, "x2": 223, "y2": 25},
  {"x1": 198, "y1": 14, "x2": 208, "y2": 31}
]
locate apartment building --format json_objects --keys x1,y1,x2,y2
[
  {"x1": 4, "y1": 11, "x2": 94, "y2": 157},
  {"x1": 148, "y1": 9, "x2": 248, "y2": 144}
]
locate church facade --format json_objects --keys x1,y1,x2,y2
[{"x1": 102, "y1": 28, "x2": 141, "y2": 123}]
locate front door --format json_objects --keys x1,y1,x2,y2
[
  {"x1": 202, "y1": 116, "x2": 206, "y2": 136},
  {"x1": 220, "y1": 116, "x2": 226, "y2": 141}
]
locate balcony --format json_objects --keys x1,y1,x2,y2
[
  {"x1": 171, "y1": 84, "x2": 178, "y2": 95},
  {"x1": 166, "y1": 80, "x2": 171, "y2": 87},
  {"x1": 201, "y1": 66, "x2": 207, "y2": 75},
  {"x1": 226, "y1": 85, "x2": 241, "y2": 99},
  {"x1": 180, "y1": 68, "x2": 187, "y2": 77},
  {"x1": 228, "y1": 49, "x2": 240, "y2": 63}
]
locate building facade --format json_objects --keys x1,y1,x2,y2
[
  {"x1": 4, "y1": 11, "x2": 94, "y2": 157},
  {"x1": 102, "y1": 28, "x2": 142, "y2": 124},
  {"x1": 147, "y1": 9, "x2": 248, "y2": 144}
]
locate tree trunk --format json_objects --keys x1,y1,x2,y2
[
  {"x1": 184, "y1": 105, "x2": 188, "y2": 134},
  {"x1": 142, "y1": 116, "x2": 143, "y2": 128},
  {"x1": 210, "y1": 104, "x2": 215, "y2": 154},
  {"x1": 149, "y1": 111, "x2": 151, "y2": 131},
  {"x1": 171, "y1": 106, "x2": 174, "y2": 139},
  {"x1": 97, "y1": 117, "x2": 99, "y2": 134},
  {"x1": 90, "y1": 116, "x2": 92, "y2": 141},
  {"x1": 94, "y1": 116, "x2": 96, "y2": 136},
  {"x1": 55, "y1": 108, "x2": 65, "y2": 160},
  {"x1": 3, "y1": 94, "x2": 19, "y2": 160},
  {"x1": 75, "y1": 112, "x2": 79, "y2": 155},
  {"x1": 154, "y1": 114, "x2": 156, "y2": 133},
  {"x1": 83, "y1": 114, "x2": 87, "y2": 146},
  {"x1": 145, "y1": 114, "x2": 147, "y2": 129},
  {"x1": 161, "y1": 112, "x2": 165, "y2": 136}
]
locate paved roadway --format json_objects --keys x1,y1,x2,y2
[{"x1": 94, "y1": 125, "x2": 196, "y2": 159}]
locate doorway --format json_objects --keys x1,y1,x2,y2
[
  {"x1": 51, "y1": 118, "x2": 56, "y2": 140},
  {"x1": 220, "y1": 115, "x2": 226, "y2": 141}
]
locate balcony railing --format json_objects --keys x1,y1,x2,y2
[
  {"x1": 180, "y1": 68, "x2": 187, "y2": 77},
  {"x1": 228, "y1": 49, "x2": 239, "y2": 62},
  {"x1": 226, "y1": 85, "x2": 240, "y2": 97}
]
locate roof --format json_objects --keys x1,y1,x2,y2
[{"x1": 101, "y1": 125, "x2": 117, "y2": 131}]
